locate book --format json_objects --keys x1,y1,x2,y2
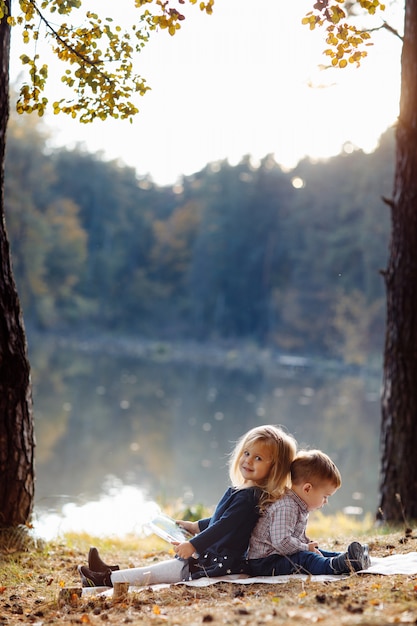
[{"x1": 146, "y1": 513, "x2": 194, "y2": 544}]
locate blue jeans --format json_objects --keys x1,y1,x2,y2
[{"x1": 249, "y1": 549, "x2": 341, "y2": 576}]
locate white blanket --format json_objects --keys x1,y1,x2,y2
[
  {"x1": 82, "y1": 552, "x2": 417, "y2": 596},
  {"x1": 362, "y1": 552, "x2": 417, "y2": 575}
]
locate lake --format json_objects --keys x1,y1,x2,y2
[{"x1": 29, "y1": 335, "x2": 382, "y2": 537}]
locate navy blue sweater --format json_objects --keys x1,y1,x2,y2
[{"x1": 187, "y1": 486, "x2": 261, "y2": 578}]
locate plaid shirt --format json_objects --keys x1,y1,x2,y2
[{"x1": 248, "y1": 488, "x2": 310, "y2": 558}]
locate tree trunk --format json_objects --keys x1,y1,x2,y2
[
  {"x1": 0, "y1": 0, "x2": 35, "y2": 528},
  {"x1": 379, "y1": 0, "x2": 417, "y2": 523}
]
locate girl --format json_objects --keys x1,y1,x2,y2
[{"x1": 78, "y1": 424, "x2": 297, "y2": 587}]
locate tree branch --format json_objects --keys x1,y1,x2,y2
[
  {"x1": 29, "y1": 1, "x2": 113, "y2": 85},
  {"x1": 366, "y1": 20, "x2": 403, "y2": 42}
]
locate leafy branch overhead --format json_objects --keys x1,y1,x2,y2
[
  {"x1": 302, "y1": 0, "x2": 386, "y2": 68},
  {"x1": 1, "y1": 0, "x2": 388, "y2": 122},
  {"x1": 0, "y1": 0, "x2": 214, "y2": 122}
]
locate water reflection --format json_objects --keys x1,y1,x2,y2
[
  {"x1": 33, "y1": 481, "x2": 159, "y2": 540},
  {"x1": 30, "y1": 336, "x2": 382, "y2": 527}
]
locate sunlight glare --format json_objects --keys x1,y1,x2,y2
[
  {"x1": 33, "y1": 482, "x2": 161, "y2": 540},
  {"x1": 291, "y1": 176, "x2": 305, "y2": 189}
]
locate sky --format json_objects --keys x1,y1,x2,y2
[{"x1": 9, "y1": 0, "x2": 404, "y2": 186}]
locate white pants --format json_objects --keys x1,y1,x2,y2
[{"x1": 110, "y1": 557, "x2": 189, "y2": 586}]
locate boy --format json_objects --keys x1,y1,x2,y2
[{"x1": 248, "y1": 449, "x2": 371, "y2": 576}]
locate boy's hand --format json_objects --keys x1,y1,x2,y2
[
  {"x1": 308, "y1": 541, "x2": 321, "y2": 554},
  {"x1": 172, "y1": 540, "x2": 196, "y2": 559}
]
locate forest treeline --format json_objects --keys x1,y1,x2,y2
[{"x1": 5, "y1": 112, "x2": 394, "y2": 363}]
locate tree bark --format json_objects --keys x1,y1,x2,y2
[
  {"x1": 379, "y1": 0, "x2": 417, "y2": 523},
  {"x1": 0, "y1": 0, "x2": 35, "y2": 528}
]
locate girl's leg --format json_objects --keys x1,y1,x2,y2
[{"x1": 111, "y1": 558, "x2": 189, "y2": 586}]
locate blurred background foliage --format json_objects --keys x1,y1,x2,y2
[{"x1": 5, "y1": 110, "x2": 393, "y2": 365}]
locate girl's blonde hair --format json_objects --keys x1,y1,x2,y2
[{"x1": 229, "y1": 424, "x2": 297, "y2": 511}]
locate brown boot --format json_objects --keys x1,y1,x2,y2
[
  {"x1": 88, "y1": 547, "x2": 120, "y2": 572},
  {"x1": 78, "y1": 565, "x2": 113, "y2": 588}
]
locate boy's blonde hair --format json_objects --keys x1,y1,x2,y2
[
  {"x1": 291, "y1": 449, "x2": 342, "y2": 488},
  {"x1": 229, "y1": 424, "x2": 297, "y2": 510}
]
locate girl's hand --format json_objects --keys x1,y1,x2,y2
[
  {"x1": 176, "y1": 520, "x2": 199, "y2": 535},
  {"x1": 172, "y1": 540, "x2": 196, "y2": 559}
]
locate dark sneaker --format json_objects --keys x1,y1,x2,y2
[
  {"x1": 331, "y1": 541, "x2": 368, "y2": 574},
  {"x1": 347, "y1": 541, "x2": 368, "y2": 572},
  {"x1": 78, "y1": 565, "x2": 113, "y2": 588},
  {"x1": 88, "y1": 547, "x2": 120, "y2": 572}
]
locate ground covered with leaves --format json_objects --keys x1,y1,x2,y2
[{"x1": 1, "y1": 526, "x2": 417, "y2": 625}]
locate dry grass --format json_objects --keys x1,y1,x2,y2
[{"x1": 1, "y1": 519, "x2": 417, "y2": 625}]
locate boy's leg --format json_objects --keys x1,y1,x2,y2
[
  {"x1": 289, "y1": 551, "x2": 335, "y2": 575},
  {"x1": 319, "y1": 549, "x2": 341, "y2": 558},
  {"x1": 249, "y1": 551, "x2": 335, "y2": 576},
  {"x1": 111, "y1": 558, "x2": 189, "y2": 586},
  {"x1": 248, "y1": 554, "x2": 306, "y2": 576}
]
